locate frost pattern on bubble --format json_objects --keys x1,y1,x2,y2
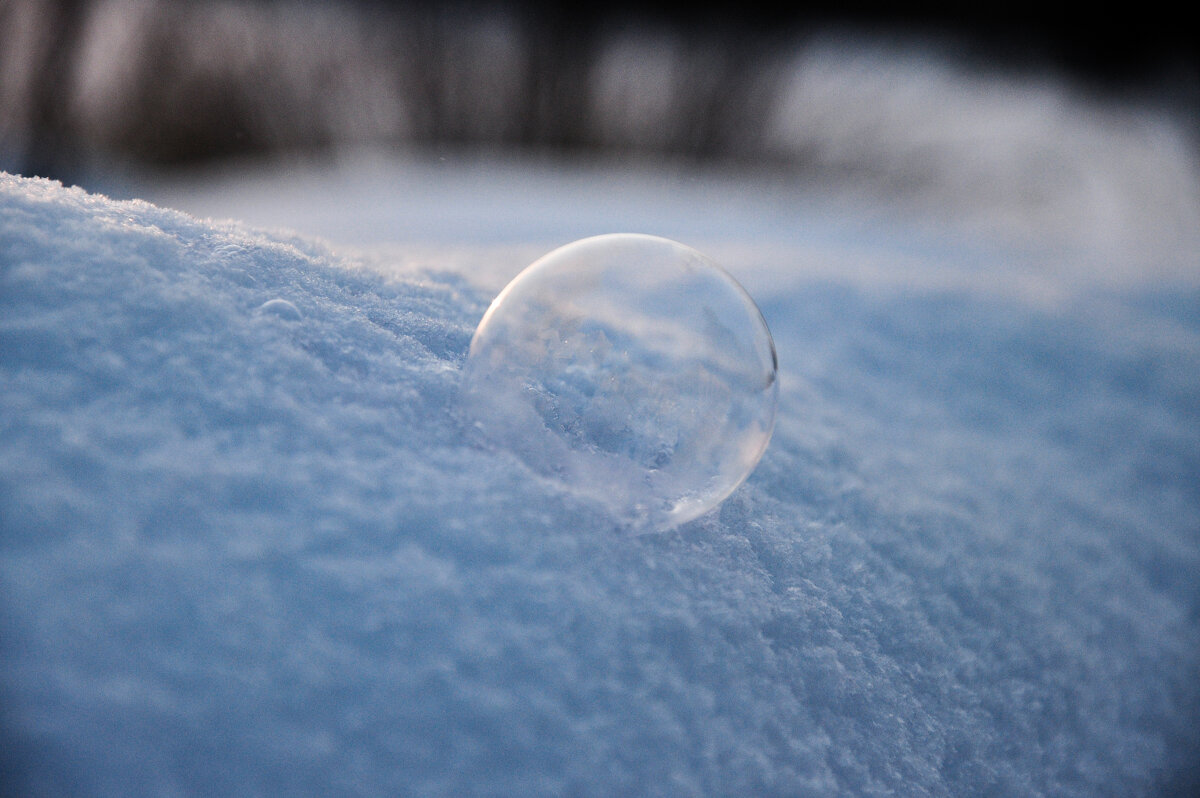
[{"x1": 461, "y1": 234, "x2": 778, "y2": 531}]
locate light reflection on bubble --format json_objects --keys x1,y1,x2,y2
[{"x1": 461, "y1": 234, "x2": 778, "y2": 531}]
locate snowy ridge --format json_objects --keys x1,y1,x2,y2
[{"x1": 2, "y1": 172, "x2": 1198, "y2": 795}]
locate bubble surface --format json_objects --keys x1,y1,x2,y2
[
  {"x1": 257, "y1": 298, "x2": 302, "y2": 321},
  {"x1": 462, "y1": 234, "x2": 778, "y2": 531}
]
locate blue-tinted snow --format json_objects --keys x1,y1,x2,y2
[{"x1": 2, "y1": 171, "x2": 1198, "y2": 795}]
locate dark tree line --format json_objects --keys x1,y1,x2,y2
[{"x1": 1, "y1": 0, "x2": 1194, "y2": 183}]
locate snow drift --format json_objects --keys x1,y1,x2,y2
[{"x1": 1, "y1": 171, "x2": 1198, "y2": 795}]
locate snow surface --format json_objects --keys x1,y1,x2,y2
[{"x1": 2, "y1": 170, "x2": 1199, "y2": 795}]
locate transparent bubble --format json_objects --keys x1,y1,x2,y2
[{"x1": 461, "y1": 234, "x2": 778, "y2": 531}]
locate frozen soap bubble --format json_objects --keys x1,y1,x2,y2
[{"x1": 462, "y1": 234, "x2": 778, "y2": 532}]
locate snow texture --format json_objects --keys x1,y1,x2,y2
[{"x1": 1, "y1": 171, "x2": 1198, "y2": 796}]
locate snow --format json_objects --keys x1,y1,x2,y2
[{"x1": 2, "y1": 169, "x2": 1198, "y2": 796}]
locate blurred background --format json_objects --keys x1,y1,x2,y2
[{"x1": 2, "y1": 0, "x2": 1198, "y2": 268}]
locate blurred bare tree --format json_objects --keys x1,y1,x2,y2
[{"x1": 2, "y1": 0, "x2": 86, "y2": 180}]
